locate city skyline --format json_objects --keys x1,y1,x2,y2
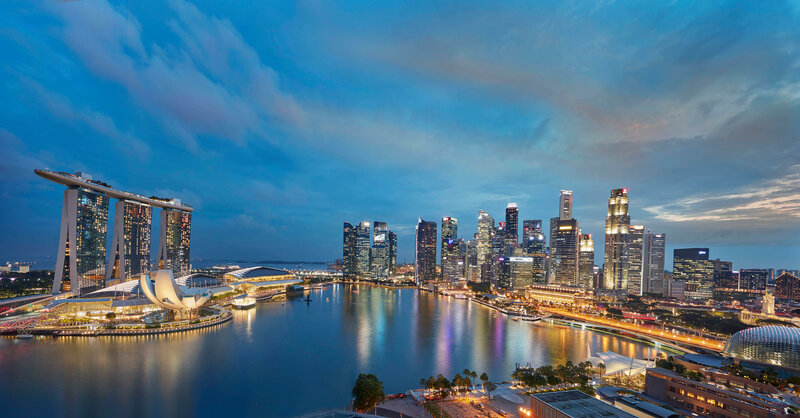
[{"x1": 1, "y1": 1, "x2": 799, "y2": 270}]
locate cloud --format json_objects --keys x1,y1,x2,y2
[
  {"x1": 47, "y1": 0, "x2": 301, "y2": 151},
  {"x1": 24, "y1": 79, "x2": 150, "y2": 159}
]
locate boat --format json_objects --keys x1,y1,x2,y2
[
  {"x1": 16, "y1": 333, "x2": 34, "y2": 340},
  {"x1": 231, "y1": 295, "x2": 256, "y2": 309},
  {"x1": 454, "y1": 294, "x2": 467, "y2": 300}
]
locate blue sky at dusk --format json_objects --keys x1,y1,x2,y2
[{"x1": 1, "y1": 1, "x2": 798, "y2": 269}]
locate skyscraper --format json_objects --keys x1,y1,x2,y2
[
  {"x1": 466, "y1": 236, "x2": 479, "y2": 282},
  {"x1": 371, "y1": 222, "x2": 389, "y2": 278},
  {"x1": 673, "y1": 248, "x2": 713, "y2": 300},
  {"x1": 559, "y1": 190, "x2": 573, "y2": 220},
  {"x1": 441, "y1": 217, "x2": 460, "y2": 283},
  {"x1": 578, "y1": 234, "x2": 594, "y2": 289},
  {"x1": 627, "y1": 225, "x2": 645, "y2": 295},
  {"x1": 523, "y1": 220, "x2": 546, "y2": 283},
  {"x1": 415, "y1": 218, "x2": 437, "y2": 284},
  {"x1": 342, "y1": 222, "x2": 357, "y2": 279},
  {"x1": 355, "y1": 221, "x2": 371, "y2": 279},
  {"x1": 493, "y1": 224, "x2": 506, "y2": 288},
  {"x1": 158, "y1": 208, "x2": 192, "y2": 277},
  {"x1": 106, "y1": 199, "x2": 152, "y2": 284},
  {"x1": 388, "y1": 230, "x2": 397, "y2": 275},
  {"x1": 550, "y1": 219, "x2": 579, "y2": 286},
  {"x1": 508, "y1": 247, "x2": 533, "y2": 290},
  {"x1": 711, "y1": 259, "x2": 735, "y2": 290},
  {"x1": 505, "y1": 203, "x2": 519, "y2": 246},
  {"x1": 643, "y1": 232, "x2": 665, "y2": 295},
  {"x1": 477, "y1": 210, "x2": 495, "y2": 284},
  {"x1": 53, "y1": 186, "x2": 109, "y2": 295},
  {"x1": 603, "y1": 188, "x2": 630, "y2": 291}
]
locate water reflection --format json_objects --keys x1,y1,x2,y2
[{"x1": 0, "y1": 284, "x2": 667, "y2": 417}]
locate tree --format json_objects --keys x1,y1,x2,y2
[
  {"x1": 105, "y1": 312, "x2": 116, "y2": 320},
  {"x1": 484, "y1": 381, "x2": 497, "y2": 397},
  {"x1": 463, "y1": 369, "x2": 474, "y2": 388},
  {"x1": 352, "y1": 374, "x2": 385, "y2": 412},
  {"x1": 435, "y1": 374, "x2": 451, "y2": 396}
]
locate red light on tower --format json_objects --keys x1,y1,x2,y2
[{"x1": 623, "y1": 188, "x2": 628, "y2": 193}]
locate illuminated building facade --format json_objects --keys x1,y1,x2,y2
[
  {"x1": 388, "y1": 230, "x2": 397, "y2": 275},
  {"x1": 603, "y1": 188, "x2": 630, "y2": 291},
  {"x1": 523, "y1": 220, "x2": 547, "y2": 283},
  {"x1": 342, "y1": 222, "x2": 357, "y2": 279},
  {"x1": 158, "y1": 208, "x2": 192, "y2": 277},
  {"x1": 627, "y1": 225, "x2": 644, "y2": 295},
  {"x1": 36, "y1": 169, "x2": 194, "y2": 296},
  {"x1": 441, "y1": 217, "x2": 461, "y2": 282},
  {"x1": 53, "y1": 186, "x2": 109, "y2": 295},
  {"x1": 508, "y1": 249, "x2": 534, "y2": 290},
  {"x1": 106, "y1": 200, "x2": 152, "y2": 284},
  {"x1": 504, "y1": 203, "x2": 518, "y2": 246},
  {"x1": 643, "y1": 231, "x2": 665, "y2": 294},
  {"x1": 578, "y1": 234, "x2": 594, "y2": 289},
  {"x1": 477, "y1": 210, "x2": 494, "y2": 284},
  {"x1": 466, "y1": 237, "x2": 479, "y2": 282},
  {"x1": 371, "y1": 221, "x2": 389, "y2": 278},
  {"x1": 415, "y1": 218, "x2": 437, "y2": 284},
  {"x1": 673, "y1": 248, "x2": 713, "y2": 300},
  {"x1": 739, "y1": 269, "x2": 769, "y2": 291},
  {"x1": 492, "y1": 224, "x2": 506, "y2": 287},
  {"x1": 559, "y1": 189, "x2": 573, "y2": 220},
  {"x1": 712, "y1": 259, "x2": 736, "y2": 290},
  {"x1": 776, "y1": 273, "x2": 800, "y2": 301},
  {"x1": 550, "y1": 219, "x2": 579, "y2": 286},
  {"x1": 355, "y1": 221, "x2": 371, "y2": 279}
]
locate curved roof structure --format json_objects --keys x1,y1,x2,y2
[
  {"x1": 35, "y1": 169, "x2": 193, "y2": 211},
  {"x1": 722, "y1": 326, "x2": 800, "y2": 369},
  {"x1": 139, "y1": 270, "x2": 210, "y2": 311},
  {"x1": 224, "y1": 266, "x2": 293, "y2": 280},
  {"x1": 588, "y1": 351, "x2": 652, "y2": 376}
]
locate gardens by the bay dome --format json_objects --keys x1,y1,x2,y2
[{"x1": 722, "y1": 326, "x2": 800, "y2": 369}]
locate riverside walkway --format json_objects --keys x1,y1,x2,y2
[{"x1": 541, "y1": 307, "x2": 726, "y2": 352}]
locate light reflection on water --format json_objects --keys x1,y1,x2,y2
[{"x1": 0, "y1": 284, "x2": 666, "y2": 417}]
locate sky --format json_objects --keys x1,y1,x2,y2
[{"x1": 1, "y1": 0, "x2": 799, "y2": 270}]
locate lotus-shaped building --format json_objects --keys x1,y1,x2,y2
[{"x1": 139, "y1": 269, "x2": 211, "y2": 316}]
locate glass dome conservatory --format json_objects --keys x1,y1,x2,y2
[{"x1": 722, "y1": 326, "x2": 800, "y2": 369}]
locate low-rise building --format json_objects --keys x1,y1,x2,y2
[
  {"x1": 645, "y1": 367, "x2": 793, "y2": 418},
  {"x1": 529, "y1": 390, "x2": 636, "y2": 418}
]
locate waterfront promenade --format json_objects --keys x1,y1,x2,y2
[{"x1": 541, "y1": 307, "x2": 726, "y2": 352}]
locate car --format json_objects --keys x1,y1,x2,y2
[
  {"x1": 498, "y1": 409, "x2": 507, "y2": 416},
  {"x1": 388, "y1": 394, "x2": 395, "y2": 399}
]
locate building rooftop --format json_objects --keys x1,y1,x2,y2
[
  {"x1": 531, "y1": 390, "x2": 636, "y2": 417},
  {"x1": 224, "y1": 266, "x2": 294, "y2": 280}
]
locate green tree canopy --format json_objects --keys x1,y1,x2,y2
[{"x1": 352, "y1": 374, "x2": 385, "y2": 412}]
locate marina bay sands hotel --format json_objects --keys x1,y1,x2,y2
[{"x1": 35, "y1": 169, "x2": 193, "y2": 296}]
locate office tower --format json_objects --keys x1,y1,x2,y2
[
  {"x1": 578, "y1": 234, "x2": 594, "y2": 289},
  {"x1": 523, "y1": 220, "x2": 547, "y2": 283},
  {"x1": 739, "y1": 269, "x2": 769, "y2": 291},
  {"x1": 505, "y1": 203, "x2": 519, "y2": 246},
  {"x1": 466, "y1": 237, "x2": 479, "y2": 282},
  {"x1": 388, "y1": 230, "x2": 397, "y2": 275},
  {"x1": 603, "y1": 188, "x2": 630, "y2": 291},
  {"x1": 550, "y1": 219, "x2": 579, "y2": 286},
  {"x1": 493, "y1": 224, "x2": 506, "y2": 288},
  {"x1": 106, "y1": 200, "x2": 152, "y2": 283},
  {"x1": 559, "y1": 190, "x2": 573, "y2": 220},
  {"x1": 158, "y1": 208, "x2": 192, "y2": 277},
  {"x1": 776, "y1": 273, "x2": 800, "y2": 301},
  {"x1": 52, "y1": 186, "x2": 109, "y2": 295},
  {"x1": 441, "y1": 217, "x2": 460, "y2": 283},
  {"x1": 415, "y1": 218, "x2": 437, "y2": 284},
  {"x1": 370, "y1": 222, "x2": 389, "y2": 278},
  {"x1": 673, "y1": 248, "x2": 713, "y2": 300},
  {"x1": 477, "y1": 210, "x2": 494, "y2": 284},
  {"x1": 457, "y1": 238, "x2": 466, "y2": 283},
  {"x1": 342, "y1": 222, "x2": 357, "y2": 279},
  {"x1": 627, "y1": 225, "x2": 645, "y2": 295},
  {"x1": 711, "y1": 259, "x2": 735, "y2": 289},
  {"x1": 354, "y1": 221, "x2": 371, "y2": 279},
  {"x1": 643, "y1": 232, "x2": 665, "y2": 294},
  {"x1": 508, "y1": 247, "x2": 533, "y2": 290}
]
